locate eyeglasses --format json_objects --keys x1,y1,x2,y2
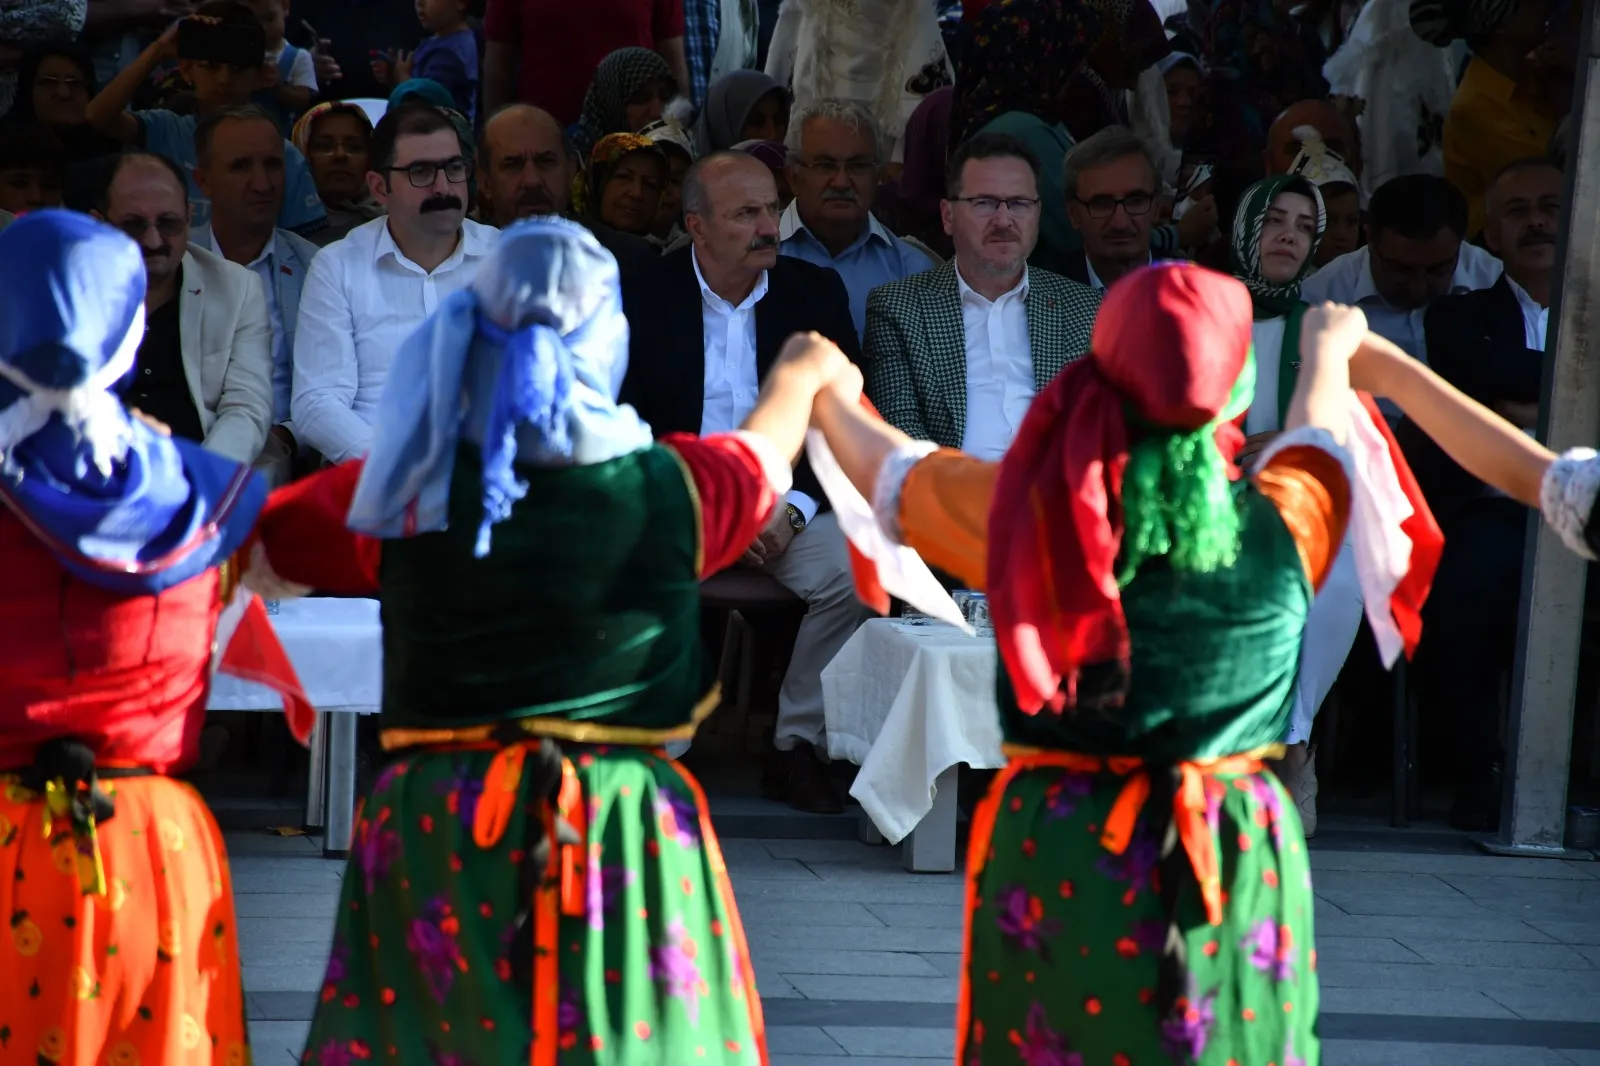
[
  {"x1": 1074, "y1": 192, "x2": 1155, "y2": 218},
  {"x1": 794, "y1": 157, "x2": 878, "y2": 178},
  {"x1": 385, "y1": 157, "x2": 473, "y2": 187},
  {"x1": 114, "y1": 214, "x2": 188, "y2": 240},
  {"x1": 949, "y1": 196, "x2": 1040, "y2": 218}
]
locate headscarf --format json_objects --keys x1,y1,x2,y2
[
  {"x1": 573, "y1": 132, "x2": 666, "y2": 227},
  {"x1": 578, "y1": 48, "x2": 675, "y2": 152},
  {"x1": 1228, "y1": 174, "x2": 1325, "y2": 319},
  {"x1": 694, "y1": 70, "x2": 785, "y2": 155},
  {"x1": 0, "y1": 211, "x2": 263, "y2": 594},
  {"x1": 388, "y1": 79, "x2": 477, "y2": 166},
  {"x1": 899, "y1": 86, "x2": 954, "y2": 219},
  {"x1": 1287, "y1": 125, "x2": 1363, "y2": 204},
  {"x1": 987, "y1": 264, "x2": 1257, "y2": 713},
  {"x1": 347, "y1": 218, "x2": 655, "y2": 557},
  {"x1": 639, "y1": 116, "x2": 697, "y2": 164},
  {"x1": 950, "y1": 0, "x2": 1103, "y2": 143},
  {"x1": 1408, "y1": 0, "x2": 1519, "y2": 45},
  {"x1": 290, "y1": 100, "x2": 375, "y2": 158}
]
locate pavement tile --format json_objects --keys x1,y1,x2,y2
[
  {"x1": 1314, "y1": 890, "x2": 1498, "y2": 919},
  {"x1": 1315, "y1": 959, "x2": 1600, "y2": 994},
  {"x1": 239, "y1": 936, "x2": 333, "y2": 971},
  {"x1": 781, "y1": 974, "x2": 959, "y2": 1004},
  {"x1": 1312, "y1": 936, "x2": 1428, "y2": 964},
  {"x1": 1311, "y1": 912, "x2": 1554, "y2": 943},
  {"x1": 765, "y1": 840, "x2": 903, "y2": 863},
  {"x1": 1530, "y1": 920, "x2": 1600, "y2": 945},
  {"x1": 862, "y1": 904, "x2": 967, "y2": 929},
  {"x1": 734, "y1": 878, "x2": 964, "y2": 906},
  {"x1": 747, "y1": 926, "x2": 965, "y2": 954},
  {"x1": 772, "y1": 1058, "x2": 947, "y2": 1065},
  {"x1": 755, "y1": 948, "x2": 944, "y2": 977},
  {"x1": 240, "y1": 961, "x2": 327, "y2": 993},
  {"x1": 1399, "y1": 939, "x2": 1596, "y2": 971},
  {"x1": 821, "y1": 1026, "x2": 955, "y2": 1058},
  {"x1": 1318, "y1": 986, "x2": 1516, "y2": 1018},
  {"x1": 234, "y1": 893, "x2": 340, "y2": 919},
  {"x1": 1309, "y1": 871, "x2": 1467, "y2": 898},
  {"x1": 1310, "y1": 852, "x2": 1597, "y2": 879},
  {"x1": 1484, "y1": 986, "x2": 1600, "y2": 1023},
  {"x1": 918, "y1": 953, "x2": 964, "y2": 978},
  {"x1": 1441, "y1": 876, "x2": 1593, "y2": 906},
  {"x1": 737, "y1": 901, "x2": 887, "y2": 927},
  {"x1": 724, "y1": 856, "x2": 828, "y2": 881},
  {"x1": 1557, "y1": 1052, "x2": 1600, "y2": 1065},
  {"x1": 766, "y1": 1026, "x2": 845, "y2": 1056},
  {"x1": 1322, "y1": 1041, "x2": 1573, "y2": 1065},
  {"x1": 245, "y1": 1020, "x2": 309, "y2": 1064}
]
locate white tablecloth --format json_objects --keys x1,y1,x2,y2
[
  {"x1": 207, "y1": 597, "x2": 383, "y2": 714},
  {"x1": 821, "y1": 618, "x2": 1005, "y2": 843}
]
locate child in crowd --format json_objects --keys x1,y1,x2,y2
[
  {"x1": 247, "y1": 0, "x2": 318, "y2": 133},
  {"x1": 85, "y1": 0, "x2": 327, "y2": 237},
  {"x1": 371, "y1": 0, "x2": 478, "y2": 122}
]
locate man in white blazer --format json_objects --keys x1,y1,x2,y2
[{"x1": 94, "y1": 152, "x2": 273, "y2": 466}]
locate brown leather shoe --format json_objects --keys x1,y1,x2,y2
[{"x1": 763, "y1": 742, "x2": 843, "y2": 814}]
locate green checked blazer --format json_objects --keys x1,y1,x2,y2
[{"x1": 862, "y1": 261, "x2": 1102, "y2": 448}]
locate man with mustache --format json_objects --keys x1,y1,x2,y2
[
  {"x1": 293, "y1": 102, "x2": 497, "y2": 464},
  {"x1": 1403, "y1": 156, "x2": 1564, "y2": 833},
  {"x1": 1058, "y1": 125, "x2": 1162, "y2": 292},
  {"x1": 777, "y1": 98, "x2": 934, "y2": 340},
  {"x1": 476, "y1": 103, "x2": 658, "y2": 279},
  {"x1": 92, "y1": 150, "x2": 274, "y2": 465},
  {"x1": 862, "y1": 132, "x2": 1101, "y2": 454},
  {"x1": 619, "y1": 150, "x2": 868, "y2": 813}
]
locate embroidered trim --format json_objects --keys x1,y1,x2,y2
[
  {"x1": 1540, "y1": 447, "x2": 1600, "y2": 561},
  {"x1": 872, "y1": 440, "x2": 939, "y2": 544}
]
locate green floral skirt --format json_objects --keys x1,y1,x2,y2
[
  {"x1": 301, "y1": 744, "x2": 766, "y2": 1066},
  {"x1": 960, "y1": 755, "x2": 1318, "y2": 1066}
]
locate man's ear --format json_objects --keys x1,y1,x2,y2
[
  {"x1": 367, "y1": 169, "x2": 389, "y2": 207},
  {"x1": 192, "y1": 166, "x2": 212, "y2": 199}
]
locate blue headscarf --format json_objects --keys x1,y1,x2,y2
[
  {"x1": 0, "y1": 211, "x2": 264, "y2": 594},
  {"x1": 347, "y1": 217, "x2": 654, "y2": 556}
]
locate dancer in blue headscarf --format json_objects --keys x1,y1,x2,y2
[{"x1": 292, "y1": 217, "x2": 855, "y2": 1064}]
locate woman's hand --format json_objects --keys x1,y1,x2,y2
[
  {"x1": 773, "y1": 330, "x2": 854, "y2": 397},
  {"x1": 1300, "y1": 302, "x2": 1368, "y2": 368}
]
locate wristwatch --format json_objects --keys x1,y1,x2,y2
[{"x1": 784, "y1": 503, "x2": 807, "y2": 533}]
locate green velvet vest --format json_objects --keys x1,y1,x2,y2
[
  {"x1": 378, "y1": 444, "x2": 712, "y2": 738},
  {"x1": 999, "y1": 483, "x2": 1312, "y2": 762}
]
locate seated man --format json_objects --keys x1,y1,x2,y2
[
  {"x1": 293, "y1": 103, "x2": 497, "y2": 464},
  {"x1": 778, "y1": 98, "x2": 935, "y2": 339},
  {"x1": 475, "y1": 102, "x2": 657, "y2": 278},
  {"x1": 0, "y1": 122, "x2": 68, "y2": 216},
  {"x1": 620, "y1": 150, "x2": 867, "y2": 814},
  {"x1": 1059, "y1": 126, "x2": 1162, "y2": 291},
  {"x1": 92, "y1": 151, "x2": 273, "y2": 463},
  {"x1": 189, "y1": 105, "x2": 319, "y2": 487},
  {"x1": 864, "y1": 133, "x2": 1102, "y2": 453}
]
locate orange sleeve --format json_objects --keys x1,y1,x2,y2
[
  {"x1": 1254, "y1": 445, "x2": 1352, "y2": 591},
  {"x1": 661, "y1": 434, "x2": 779, "y2": 577},
  {"x1": 897, "y1": 449, "x2": 1000, "y2": 591}
]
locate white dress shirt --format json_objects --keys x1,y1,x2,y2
[
  {"x1": 691, "y1": 248, "x2": 817, "y2": 521},
  {"x1": 1298, "y1": 243, "x2": 1503, "y2": 364},
  {"x1": 956, "y1": 264, "x2": 1034, "y2": 461},
  {"x1": 292, "y1": 217, "x2": 497, "y2": 462},
  {"x1": 1246, "y1": 316, "x2": 1288, "y2": 435},
  {"x1": 1506, "y1": 275, "x2": 1550, "y2": 352},
  {"x1": 191, "y1": 225, "x2": 290, "y2": 424}
]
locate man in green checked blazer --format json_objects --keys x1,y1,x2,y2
[{"x1": 863, "y1": 132, "x2": 1103, "y2": 455}]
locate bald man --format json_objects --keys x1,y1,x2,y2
[
  {"x1": 1264, "y1": 100, "x2": 1361, "y2": 178},
  {"x1": 476, "y1": 103, "x2": 656, "y2": 277}
]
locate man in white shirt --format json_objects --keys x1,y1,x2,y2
[
  {"x1": 1300, "y1": 174, "x2": 1502, "y2": 364},
  {"x1": 1060, "y1": 126, "x2": 1161, "y2": 291},
  {"x1": 293, "y1": 102, "x2": 497, "y2": 463},
  {"x1": 190, "y1": 105, "x2": 320, "y2": 486},
  {"x1": 863, "y1": 133, "x2": 1102, "y2": 452},
  {"x1": 619, "y1": 151, "x2": 866, "y2": 814}
]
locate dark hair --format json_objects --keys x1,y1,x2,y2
[
  {"x1": 0, "y1": 122, "x2": 69, "y2": 178},
  {"x1": 1367, "y1": 174, "x2": 1468, "y2": 241},
  {"x1": 945, "y1": 132, "x2": 1042, "y2": 198},
  {"x1": 193, "y1": 0, "x2": 262, "y2": 27},
  {"x1": 370, "y1": 102, "x2": 461, "y2": 174},
  {"x1": 97, "y1": 151, "x2": 191, "y2": 213},
  {"x1": 193, "y1": 103, "x2": 280, "y2": 165},
  {"x1": 2, "y1": 39, "x2": 98, "y2": 124}
]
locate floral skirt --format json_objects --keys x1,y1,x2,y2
[
  {"x1": 0, "y1": 774, "x2": 249, "y2": 1066},
  {"x1": 959, "y1": 761, "x2": 1319, "y2": 1066},
  {"x1": 302, "y1": 744, "x2": 767, "y2": 1066}
]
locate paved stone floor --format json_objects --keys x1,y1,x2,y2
[{"x1": 231, "y1": 782, "x2": 1600, "y2": 1065}]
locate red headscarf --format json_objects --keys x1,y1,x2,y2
[{"x1": 986, "y1": 263, "x2": 1255, "y2": 714}]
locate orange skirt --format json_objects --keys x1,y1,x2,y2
[{"x1": 0, "y1": 774, "x2": 248, "y2": 1066}]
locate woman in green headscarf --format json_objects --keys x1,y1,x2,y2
[{"x1": 1229, "y1": 173, "x2": 1354, "y2": 839}]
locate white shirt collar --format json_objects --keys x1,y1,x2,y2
[
  {"x1": 190, "y1": 223, "x2": 278, "y2": 269},
  {"x1": 374, "y1": 217, "x2": 496, "y2": 272},
  {"x1": 691, "y1": 246, "x2": 769, "y2": 313},
  {"x1": 954, "y1": 260, "x2": 1028, "y2": 307},
  {"x1": 778, "y1": 200, "x2": 893, "y2": 251},
  {"x1": 1084, "y1": 252, "x2": 1151, "y2": 292},
  {"x1": 1504, "y1": 273, "x2": 1547, "y2": 314}
]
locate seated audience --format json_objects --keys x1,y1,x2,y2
[
  {"x1": 0, "y1": 122, "x2": 68, "y2": 215},
  {"x1": 575, "y1": 48, "x2": 679, "y2": 152},
  {"x1": 619, "y1": 150, "x2": 866, "y2": 814},
  {"x1": 694, "y1": 70, "x2": 788, "y2": 155},
  {"x1": 1160, "y1": 51, "x2": 1203, "y2": 150},
  {"x1": 1058, "y1": 0, "x2": 1171, "y2": 142},
  {"x1": 736, "y1": 138, "x2": 793, "y2": 208},
  {"x1": 640, "y1": 116, "x2": 696, "y2": 245},
  {"x1": 871, "y1": 86, "x2": 954, "y2": 261},
  {"x1": 2, "y1": 40, "x2": 122, "y2": 167},
  {"x1": 245, "y1": 0, "x2": 316, "y2": 133},
  {"x1": 292, "y1": 102, "x2": 384, "y2": 246},
  {"x1": 84, "y1": 3, "x2": 326, "y2": 237},
  {"x1": 1059, "y1": 125, "x2": 1163, "y2": 290},
  {"x1": 863, "y1": 133, "x2": 1101, "y2": 453},
  {"x1": 779, "y1": 99, "x2": 935, "y2": 339},
  {"x1": 1286, "y1": 126, "x2": 1363, "y2": 268},
  {"x1": 293, "y1": 103, "x2": 496, "y2": 464},
  {"x1": 189, "y1": 105, "x2": 320, "y2": 487},
  {"x1": 94, "y1": 151, "x2": 273, "y2": 463},
  {"x1": 371, "y1": 0, "x2": 479, "y2": 121},
  {"x1": 477, "y1": 103, "x2": 657, "y2": 275},
  {"x1": 1300, "y1": 174, "x2": 1502, "y2": 362},
  {"x1": 1408, "y1": 157, "x2": 1564, "y2": 832},
  {"x1": 1263, "y1": 99, "x2": 1362, "y2": 178},
  {"x1": 584, "y1": 132, "x2": 668, "y2": 238}
]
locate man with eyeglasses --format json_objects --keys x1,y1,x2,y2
[
  {"x1": 1060, "y1": 126, "x2": 1163, "y2": 292},
  {"x1": 293, "y1": 102, "x2": 498, "y2": 465},
  {"x1": 92, "y1": 150, "x2": 274, "y2": 465},
  {"x1": 777, "y1": 99, "x2": 935, "y2": 340},
  {"x1": 863, "y1": 132, "x2": 1101, "y2": 456}
]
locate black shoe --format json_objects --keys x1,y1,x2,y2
[{"x1": 762, "y1": 743, "x2": 843, "y2": 814}]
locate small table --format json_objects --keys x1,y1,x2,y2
[
  {"x1": 207, "y1": 597, "x2": 382, "y2": 857},
  {"x1": 821, "y1": 618, "x2": 1005, "y2": 872}
]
